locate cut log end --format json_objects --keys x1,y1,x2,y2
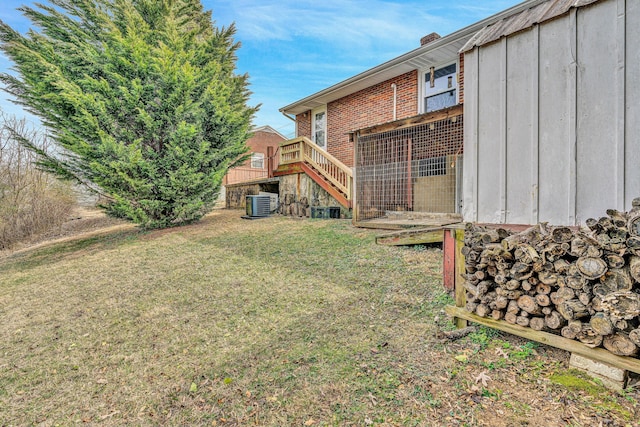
[{"x1": 603, "y1": 333, "x2": 639, "y2": 357}]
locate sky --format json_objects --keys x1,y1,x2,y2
[{"x1": 0, "y1": 0, "x2": 524, "y2": 138}]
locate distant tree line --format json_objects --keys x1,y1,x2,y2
[{"x1": 0, "y1": 111, "x2": 74, "y2": 249}]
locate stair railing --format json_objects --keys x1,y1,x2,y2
[{"x1": 279, "y1": 136, "x2": 352, "y2": 201}]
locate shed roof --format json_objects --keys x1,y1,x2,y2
[
  {"x1": 280, "y1": 0, "x2": 550, "y2": 117},
  {"x1": 460, "y1": 0, "x2": 602, "y2": 52}
]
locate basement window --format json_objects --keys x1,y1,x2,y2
[
  {"x1": 423, "y1": 63, "x2": 457, "y2": 113},
  {"x1": 250, "y1": 152, "x2": 265, "y2": 169}
]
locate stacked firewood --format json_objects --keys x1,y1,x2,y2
[{"x1": 462, "y1": 198, "x2": 640, "y2": 357}]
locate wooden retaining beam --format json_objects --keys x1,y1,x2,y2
[
  {"x1": 445, "y1": 305, "x2": 640, "y2": 375},
  {"x1": 376, "y1": 227, "x2": 445, "y2": 246}
]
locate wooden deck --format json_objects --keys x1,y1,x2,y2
[{"x1": 355, "y1": 212, "x2": 462, "y2": 232}]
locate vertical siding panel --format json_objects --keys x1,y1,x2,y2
[
  {"x1": 476, "y1": 42, "x2": 506, "y2": 223},
  {"x1": 615, "y1": 0, "x2": 626, "y2": 210},
  {"x1": 576, "y1": 0, "x2": 619, "y2": 222},
  {"x1": 538, "y1": 14, "x2": 574, "y2": 225},
  {"x1": 462, "y1": 48, "x2": 479, "y2": 222},
  {"x1": 625, "y1": 0, "x2": 640, "y2": 207},
  {"x1": 499, "y1": 38, "x2": 508, "y2": 224},
  {"x1": 531, "y1": 25, "x2": 540, "y2": 225},
  {"x1": 568, "y1": 9, "x2": 578, "y2": 225},
  {"x1": 505, "y1": 29, "x2": 535, "y2": 224}
]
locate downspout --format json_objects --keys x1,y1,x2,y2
[
  {"x1": 391, "y1": 83, "x2": 397, "y2": 121},
  {"x1": 281, "y1": 111, "x2": 297, "y2": 140}
]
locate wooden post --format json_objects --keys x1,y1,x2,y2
[
  {"x1": 267, "y1": 146, "x2": 274, "y2": 178},
  {"x1": 454, "y1": 228, "x2": 467, "y2": 328},
  {"x1": 443, "y1": 228, "x2": 456, "y2": 290},
  {"x1": 407, "y1": 138, "x2": 413, "y2": 210}
]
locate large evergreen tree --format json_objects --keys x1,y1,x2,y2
[{"x1": 0, "y1": 0, "x2": 257, "y2": 229}]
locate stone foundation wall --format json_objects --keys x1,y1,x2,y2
[
  {"x1": 224, "y1": 175, "x2": 351, "y2": 219},
  {"x1": 278, "y1": 173, "x2": 351, "y2": 219},
  {"x1": 225, "y1": 183, "x2": 261, "y2": 209}
]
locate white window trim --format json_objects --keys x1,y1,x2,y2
[
  {"x1": 418, "y1": 61, "x2": 458, "y2": 114},
  {"x1": 250, "y1": 152, "x2": 265, "y2": 169},
  {"x1": 311, "y1": 105, "x2": 327, "y2": 151}
]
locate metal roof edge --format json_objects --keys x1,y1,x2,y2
[
  {"x1": 460, "y1": 0, "x2": 603, "y2": 52},
  {"x1": 279, "y1": 0, "x2": 548, "y2": 115}
]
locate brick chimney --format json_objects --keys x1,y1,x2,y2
[{"x1": 420, "y1": 32, "x2": 441, "y2": 46}]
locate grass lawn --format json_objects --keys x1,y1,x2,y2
[{"x1": 1, "y1": 209, "x2": 638, "y2": 426}]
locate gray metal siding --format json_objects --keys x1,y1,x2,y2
[
  {"x1": 538, "y1": 15, "x2": 575, "y2": 224},
  {"x1": 477, "y1": 42, "x2": 506, "y2": 223},
  {"x1": 575, "y1": 0, "x2": 619, "y2": 222},
  {"x1": 505, "y1": 29, "x2": 537, "y2": 224},
  {"x1": 462, "y1": 49, "x2": 479, "y2": 222},
  {"x1": 463, "y1": 0, "x2": 638, "y2": 226},
  {"x1": 626, "y1": 0, "x2": 640, "y2": 207}
]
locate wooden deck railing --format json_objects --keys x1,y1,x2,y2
[{"x1": 279, "y1": 136, "x2": 353, "y2": 201}]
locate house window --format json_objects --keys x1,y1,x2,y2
[
  {"x1": 423, "y1": 63, "x2": 457, "y2": 112},
  {"x1": 250, "y1": 152, "x2": 264, "y2": 169},
  {"x1": 312, "y1": 106, "x2": 327, "y2": 150}
]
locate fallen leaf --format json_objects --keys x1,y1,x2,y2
[
  {"x1": 495, "y1": 348, "x2": 508, "y2": 359},
  {"x1": 454, "y1": 354, "x2": 468, "y2": 363},
  {"x1": 100, "y1": 411, "x2": 119, "y2": 420},
  {"x1": 304, "y1": 419, "x2": 316, "y2": 426},
  {"x1": 475, "y1": 371, "x2": 492, "y2": 387},
  {"x1": 189, "y1": 382, "x2": 197, "y2": 393}
]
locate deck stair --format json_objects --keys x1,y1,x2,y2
[{"x1": 274, "y1": 136, "x2": 353, "y2": 209}]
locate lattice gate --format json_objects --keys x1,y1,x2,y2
[{"x1": 354, "y1": 114, "x2": 463, "y2": 221}]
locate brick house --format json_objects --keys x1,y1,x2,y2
[
  {"x1": 223, "y1": 125, "x2": 285, "y2": 186},
  {"x1": 277, "y1": 1, "x2": 543, "y2": 224}
]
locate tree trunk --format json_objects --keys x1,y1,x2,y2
[
  {"x1": 629, "y1": 256, "x2": 640, "y2": 283},
  {"x1": 576, "y1": 257, "x2": 608, "y2": 279},
  {"x1": 475, "y1": 303, "x2": 491, "y2": 318},
  {"x1": 544, "y1": 311, "x2": 565, "y2": 330},
  {"x1": 504, "y1": 312, "x2": 517, "y2": 324},
  {"x1": 577, "y1": 326, "x2": 603, "y2": 348},
  {"x1": 589, "y1": 312, "x2": 614, "y2": 336},
  {"x1": 557, "y1": 299, "x2": 589, "y2": 321},
  {"x1": 535, "y1": 293, "x2": 551, "y2": 307},
  {"x1": 600, "y1": 291, "x2": 640, "y2": 320},
  {"x1": 529, "y1": 317, "x2": 546, "y2": 331},
  {"x1": 603, "y1": 333, "x2": 638, "y2": 356},
  {"x1": 516, "y1": 315, "x2": 530, "y2": 327},
  {"x1": 517, "y1": 295, "x2": 541, "y2": 315},
  {"x1": 561, "y1": 320, "x2": 583, "y2": 340},
  {"x1": 550, "y1": 287, "x2": 575, "y2": 306}
]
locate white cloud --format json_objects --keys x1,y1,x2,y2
[{"x1": 215, "y1": 0, "x2": 447, "y2": 48}]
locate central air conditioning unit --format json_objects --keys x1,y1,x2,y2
[{"x1": 246, "y1": 195, "x2": 271, "y2": 217}]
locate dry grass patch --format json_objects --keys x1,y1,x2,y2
[{"x1": 1, "y1": 210, "x2": 638, "y2": 426}]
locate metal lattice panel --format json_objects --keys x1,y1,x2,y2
[{"x1": 355, "y1": 115, "x2": 463, "y2": 221}]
